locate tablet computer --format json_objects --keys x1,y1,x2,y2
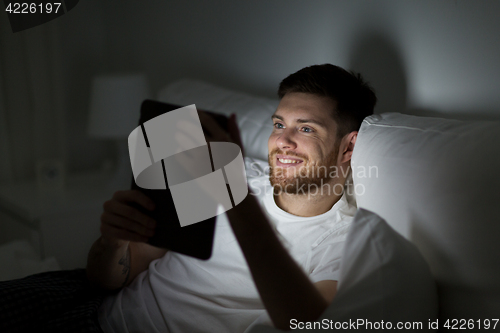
[{"x1": 130, "y1": 99, "x2": 228, "y2": 260}]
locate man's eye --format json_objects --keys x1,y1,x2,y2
[
  {"x1": 301, "y1": 127, "x2": 313, "y2": 133},
  {"x1": 274, "y1": 123, "x2": 284, "y2": 129}
]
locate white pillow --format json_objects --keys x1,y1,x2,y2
[
  {"x1": 249, "y1": 209, "x2": 438, "y2": 332},
  {"x1": 157, "y1": 79, "x2": 278, "y2": 161},
  {"x1": 352, "y1": 113, "x2": 500, "y2": 321}
]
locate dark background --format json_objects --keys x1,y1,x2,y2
[{"x1": 1, "y1": 0, "x2": 500, "y2": 182}]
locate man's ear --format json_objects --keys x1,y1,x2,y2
[{"x1": 340, "y1": 131, "x2": 358, "y2": 164}]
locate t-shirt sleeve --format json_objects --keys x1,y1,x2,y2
[{"x1": 307, "y1": 240, "x2": 347, "y2": 283}]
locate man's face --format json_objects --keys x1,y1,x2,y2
[{"x1": 268, "y1": 92, "x2": 341, "y2": 195}]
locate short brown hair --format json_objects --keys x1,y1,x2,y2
[{"x1": 278, "y1": 64, "x2": 377, "y2": 138}]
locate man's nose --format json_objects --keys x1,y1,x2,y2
[{"x1": 276, "y1": 129, "x2": 297, "y2": 150}]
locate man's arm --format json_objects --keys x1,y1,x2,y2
[
  {"x1": 314, "y1": 280, "x2": 338, "y2": 302},
  {"x1": 200, "y1": 111, "x2": 336, "y2": 329},
  {"x1": 86, "y1": 190, "x2": 167, "y2": 291},
  {"x1": 226, "y1": 194, "x2": 336, "y2": 330}
]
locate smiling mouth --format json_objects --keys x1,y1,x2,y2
[
  {"x1": 276, "y1": 157, "x2": 304, "y2": 166},
  {"x1": 278, "y1": 158, "x2": 301, "y2": 164}
]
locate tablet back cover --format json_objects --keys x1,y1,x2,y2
[{"x1": 130, "y1": 100, "x2": 216, "y2": 260}]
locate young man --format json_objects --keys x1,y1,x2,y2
[{"x1": 88, "y1": 64, "x2": 376, "y2": 332}]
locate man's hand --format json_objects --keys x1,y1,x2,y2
[
  {"x1": 87, "y1": 190, "x2": 166, "y2": 291},
  {"x1": 198, "y1": 111, "x2": 245, "y2": 156},
  {"x1": 100, "y1": 190, "x2": 157, "y2": 245}
]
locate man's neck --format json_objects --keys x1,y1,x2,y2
[{"x1": 274, "y1": 182, "x2": 344, "y2": 217}]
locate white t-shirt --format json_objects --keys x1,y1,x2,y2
[{"x1": 98, "y1": 158, "x2": 356, "y2": 333}]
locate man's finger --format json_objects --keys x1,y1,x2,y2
[
  {"x1": 198, "y1": 111, "x2": 229, "y2": 142},
  {"x1": 100, "y1": 223, "x2": 150, "y2": 243},
  {"x1": 104, "y1": 199, "x2": 156, "y2": 229},
  {"x1": 102, "y1": 211, "x2": 155, "y2": 238},
  {"x1": 112, "y1": 190, "x2": 155, "y2": 211}
]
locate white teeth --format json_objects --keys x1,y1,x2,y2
[{"x1": 278, "y1": 158, "x2": 301, "y2": 164}]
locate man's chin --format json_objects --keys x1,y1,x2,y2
[
  {"x1": 270, "y1": 178, "x2": 307, "y2": 195},
  {"x1": 269, "y1": 164, "x2": 309, "y2": 180},
  {"x1": 270, "y1": 175, "x2": 340, "y2": 196}
]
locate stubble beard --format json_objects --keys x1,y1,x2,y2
[{"x1": 268, "y1": 146, "x2": 339, "y2": 196}]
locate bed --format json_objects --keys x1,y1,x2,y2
[{"x1": 158, "y1": 79, "x2": 500, "y2": 332}]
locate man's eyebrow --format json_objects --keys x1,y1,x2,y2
[
  {"x1": 271, "y1": 114, "x2": 327, "y2": 129},
  {"x1": 296, "y1": 118, "x2": 327, "y2": 129}
]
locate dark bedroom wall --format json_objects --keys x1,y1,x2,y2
[
  {"x1": 36, "y1": 0, "x2": 500, "y2": 174},
  {"x1": 101, "y1": 0, "x2": 353, "y2": 99},
  {"x1": 54, "y1": 0, "x2": 113, "y2": 173},
  {"x1": 101, "y1": 0, "x2": 500, "y2": 113}
]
